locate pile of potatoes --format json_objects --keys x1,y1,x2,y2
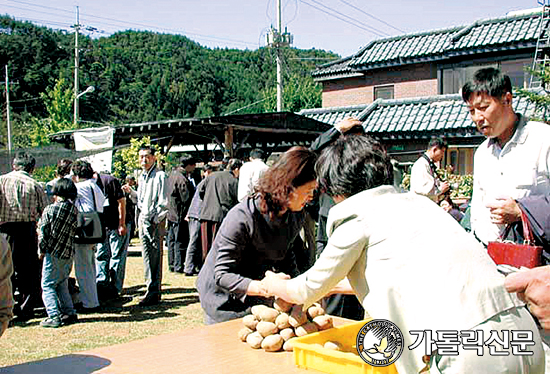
[{"x1": 237, "y1": 298, "x2": 334, "y2": 352}]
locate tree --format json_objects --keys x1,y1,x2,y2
[
  {"x1": 27, "y1": 77, "x2": 74, "y2": 146},
  {"x1": 261, "y1": 72, "x2": 322, "y2": 112},
  {"x1": 112, "y1": 136, "x2": 165, "y2": 179},
  {"x1": 516, "y1": 66, "x2": 550, "y2": 123}
]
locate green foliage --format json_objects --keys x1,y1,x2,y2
[
  {"x1": 261, "y1": 71, "x2": 322, "y2": 112},
  {"x1": 41, "y1": 77, "x2": 74, "y2": 129},
  {"x1": 0, "y1": 15, "x2": 339, "y2": 138},
  {"x1": 32, "y1": 164, "x2": 56, "y2": 183},
  {"x1": 25, "y1": 77, "x2": 75, "y2": 147},
  {"x1": 401, "y1": 169, "x2": 473, "y2": 200},
  {"x1": 516, "y1": 65, "x2": 550, "y2": 123},
  {"x1": 112, "y1": 136, "x2": 165, "y2": 179}
]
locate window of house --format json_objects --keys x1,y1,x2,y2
[
  {"x1": 441, "y1": 63, "x2": 497, "y2": 94},
  {"x1": 447, "y1": 147, "x2": 474, "y2": 175},
  {"x1": 374, "y1": 85, "x2": 394, "y2": 100},
  {"x1": 440, "y1": 58, "x2": 532, "y2": 94},
  {"x1": 501, "y1": 59, "x2": 531, "y2": 89}
]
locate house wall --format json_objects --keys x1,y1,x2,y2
[{"x1": 321, "y1": 63, "x2": 438, "y2": 107}]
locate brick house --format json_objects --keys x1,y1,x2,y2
[{"x1": 301, "y1": 8, "x2": 545, "y2": 174}]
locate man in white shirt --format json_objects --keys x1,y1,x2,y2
[
  {"x1": 237, "y1": 149, "x2": 268, "y2": 201},
  {"x1": 462, "y1": 68, "x2": 550, "y2": 246},
  {"x1": 410, "y1": 137, "x2": 450, "y2": 202}
]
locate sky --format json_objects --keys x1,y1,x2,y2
[{"x1": 0, "y1": 0, "x2": 539, "y2": 58}]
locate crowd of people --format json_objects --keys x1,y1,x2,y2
[{"x1": 1, "y1": 67, "x2": 550, "y2": 372}]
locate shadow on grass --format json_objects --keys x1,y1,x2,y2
[
  {"x1": 78, "y1": 290, "x2": 200, "y2": 323},
  {"x1": 122, "y1": 285, "x2": 197, "y2": 297},
  {"x1": 1, "y1": 354, "x2": 111, "y2": 374}
]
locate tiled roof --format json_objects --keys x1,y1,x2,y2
[
  {"x1": 299, "y1": 94, "x2": 539, "y2": 139},
  {"x1": 350, "y1": 27, "x2": 459, "y2": 68},
  {"x1": 313, "y1": 10, "x2": 544, "y2": 80}
]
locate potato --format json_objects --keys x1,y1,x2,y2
[
  {"x1": 256, "y1": 321, "x2": 278, "y2": 337},
  {"x1": 288, "y1": 304, "x2": 308, "y2": 327},
  {"x1": 295, "y1": 321, "x2": 318, "y2": 337},
  {"x1": 275, "y1": 312, "x2": 291, "y2": 330},
  {"x1": 261, "y1": 334, "x2": 284, "y2": 352},
  {"x1": 273, "y1": 297, "x2": 293, "y2": 313},
  {"x1": 312, "y1": 315, "x2": 333, "y2": 331},
  {"x1": 238, "y1": 327, "x2": 254, "y2": 342},
  {"x1": 307, "y1": 305, "x2": 325, "y2": 319},
  {"x1": 283, "y1": 337, "x2": 297, "y2": 352},
  {"x1": 242, "y1": 314, "x2": 258, "y2": 330},
  {"x1": 279, "y1": 327, "x2": 296, "y2": 341},
  {"x1": 259, "y1": 307, "x2": 280, "y2": 323},
  {"x1": 251, "y1": 305, "x2": 269, "y2": 319},
  {"x1": 324, "y1": 341, "x2": 342, "y2": 351},
  {"x1": 246, "y1": 331, "x2": 264, "y2": 349}
]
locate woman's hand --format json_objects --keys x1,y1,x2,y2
[
  {"x1": 247, "y1": 280, "x2": 269, "y2": 297},
  {"x1": 262, "y1": 271, "x2": 293, "y2": 301}
]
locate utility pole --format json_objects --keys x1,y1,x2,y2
[
  {"x1": 4, "y1": 65, "x2": 12, "y2": 155},
  {"x1": 267, "y1": 0, "x2": 293, "y2": 112},
  {"x1": 73, "y1": 6, "x2": 80, "y2": 125},
  {"x1": 276, "y1": 0, "x2": 283, "y2": 112}
]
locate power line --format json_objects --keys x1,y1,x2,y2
[
  {"x1": 5, "y1": 0, "x2": 73, "y2": 15},
  {"x1": 4, "y1": 0, "x2": 259, "y2": 48},
  {"x1": 337, "y1": 0, "x2": 405, "y2": 33},
  {"x1": 296, "y1": 0, "x2": 388, "y2": 37}
]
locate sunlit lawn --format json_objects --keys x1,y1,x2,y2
[{"x1": 0, "y1": 240, "x2": 204, "y2": 367}]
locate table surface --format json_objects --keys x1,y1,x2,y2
[{"x1": 2, "y1": 317, "x2": 353, "y2": 374}]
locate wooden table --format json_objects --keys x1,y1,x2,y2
[{"x1": 2, "y1": 317, "x2": 352, "y2": 374}]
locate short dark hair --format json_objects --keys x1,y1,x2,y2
[
  {"x1": 203, "y1": 164, "x2": 215, "y2": 172},
  {"x1": 428, "y1": 137, "x2": 447, "y2": 150},
  {"x1": 316, "y1": 135, "x2": 393, "y2": 198},
  {"x1": 179, "y1": 154, "x2": 196, "y2": 167},
  {"x1": 345, "y1": 124, "x2": 365, "y2": 135},
  {"x1": 227, "y1": 158, "x2": 243, "y2": 171},
  {"x1": 71, "y1": 160, "x2": 94, "y2": 179},
  {"x1": 249, "y1": 149, "x2": 265, "y2": 160},
  {"x1": 56, "y1": 159, "x2": 73, "y2": 177},
  {"x1": 52, "y1": 177, "x2": 78, "y2": 200},
  {"x1": 13, "y1": 152, "x2": 36, "y2": 172},
  {"x1": 139, "y1": 145, "x2": 155, "y2": 155},
  {"x1": 461, "y1": 68, "x2": 512, "y2": 102}
]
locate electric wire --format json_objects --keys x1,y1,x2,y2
[
  {"x1": 3, "y1": 0, "x2": 259, "y2": 48},
  {"x1": 337, "y1": 0, "x2": 405, "y2": 33},
  {"x1": 297, "y1": 0, "x2": 389, "y2": 37}
]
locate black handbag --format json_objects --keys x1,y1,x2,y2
[{"x1": 74, "y1": 186, "x2": 106, "y2": 244}]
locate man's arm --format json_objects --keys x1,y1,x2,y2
[
  {"x1": 310, "y1": 118, "x2": 363, "y2": 152},
  {"x1": 117, "y1": 197, "x2": 127, "y2": 236},
  {"x1": 156, "y1": 172, "x2": 169, "y2": 223}
]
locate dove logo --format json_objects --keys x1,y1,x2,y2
[{"x1": 356, "y1": 319, "x2": 404, "y2": 367}]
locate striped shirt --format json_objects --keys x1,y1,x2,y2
[
  {"x1": 0, "y1": 170, "x2": 48, "y2": 222},
  {"x1": 37, "y1": 199, "x2": 78, "y2": 259}
]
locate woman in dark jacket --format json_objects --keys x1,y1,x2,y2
[{"x1": 196, "y1": 147, "x2": 317, "y2": 324}]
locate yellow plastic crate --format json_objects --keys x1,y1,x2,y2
[{"x1": 293, "y1": 319, "x2": 399, "y2": 374}]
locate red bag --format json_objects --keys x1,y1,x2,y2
[{"x1": 487, "y1": 209, "x2": 543, "y2": 269}]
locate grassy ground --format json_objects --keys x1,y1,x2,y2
[{"x1": 0, "y1": 240, "x2": 204, "y2": 367}]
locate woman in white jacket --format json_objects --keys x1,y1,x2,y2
[{"x1": 263, "y1": 135, "x2": 543, "y2": 374}]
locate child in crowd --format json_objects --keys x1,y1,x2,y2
[{"x1": 37, "y1": 178, "x2": 79, "y2": 328}]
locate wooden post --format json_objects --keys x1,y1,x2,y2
[{"x1": 224, "y1": 126, "x2": 234, "y2": 158}]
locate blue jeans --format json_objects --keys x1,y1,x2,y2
[
  {"x1": 41, "y1": 254, "x2": 75, "y2": 318},
  {"x1": 96, "y1": 225, "x2": 130, "y2": 293}
]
